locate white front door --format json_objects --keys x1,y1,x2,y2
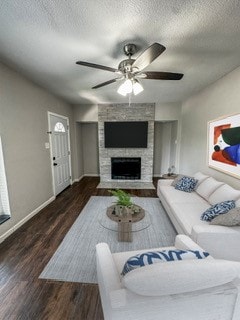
[{"x1": 49, "y1": 113, "x2": 71, "y2": 195}]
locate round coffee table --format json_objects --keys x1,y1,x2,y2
[{"x1": 98, "y1": 208, "x2": 152, "y2": 242}]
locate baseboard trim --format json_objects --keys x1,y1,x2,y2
[
  {"x1": 73, "y1": 175, "x2": 84, "y2": 183},
  {"x1": 74, "y1": 174, "x2": 100, "y2": 179},
  {"x1": 0, "y1": 196, "x2": 55, "y2": 244}
]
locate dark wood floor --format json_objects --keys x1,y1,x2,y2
[{"x1": 0, "y1": 177, "x2": 158, "y2": 320}]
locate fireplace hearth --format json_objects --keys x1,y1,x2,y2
[{"x1": 111, "y1": 157, "x2": 141, "y2": 180}]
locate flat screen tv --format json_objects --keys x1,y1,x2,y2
[{"x1": 104, "y1": 121, "x2": 148, "y2": 148}]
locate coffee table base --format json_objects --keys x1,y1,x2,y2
[{"x1": 118, "y1": 219, "x2": 132, "y2": 242}]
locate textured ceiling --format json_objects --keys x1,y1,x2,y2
[{"x1": 0, "y1": 0, "x2": 240, "y2": 105}]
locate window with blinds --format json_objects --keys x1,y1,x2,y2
[{"x1": 0, "y1": 136, "x2": 11, "y2": 224}]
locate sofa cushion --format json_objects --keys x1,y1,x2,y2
[
  {"x1": 210, "y1": 207, "x2": 240, "y2": 226},
  {"x1": 195, "y1": 177, "x2": 223, "y2": 200},
  {"x1": 121, "y1": 249, "x2": 209, "y2": 276},
  {"x1": 158, "y1": 185, "x2": 205, "y2": 205},
  {"x1": 175, "y1": 176, "x2": 198, "y2": 193},
  {"x1": 208, "y1": 184, "x2": 240, "y2": 205},
  {"x1": 122, "y1": 259, "x2": 238, "y2": 296},
  {"x1": 193, "y1": 172, "x2": 209, "y2": 186},
  {"x1": 201, "y1": 200, "x2": 235, "y2": 221}
]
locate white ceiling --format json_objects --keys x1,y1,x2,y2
[{"x1": 1, "y1": 0, "x2": 240, "y2": 105}]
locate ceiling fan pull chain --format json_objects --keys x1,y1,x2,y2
[{"x1": 128, "y1": 92, "x2": 132, "y2": 107}]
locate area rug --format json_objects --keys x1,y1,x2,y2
[{"x1": 39, "y1": 196, "x2": 176, "y2": 284}]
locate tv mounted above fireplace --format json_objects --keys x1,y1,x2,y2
[{"x1": 104, "y1": 121, "x2": 148, "y2": 148}]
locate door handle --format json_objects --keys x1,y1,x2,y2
[{"x1": 53, "y1": 163, "x2": 57, "y2": 166}]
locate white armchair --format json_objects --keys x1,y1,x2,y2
[{"x1": 96, "y1": 235, "x2": 240, "y2": 320}]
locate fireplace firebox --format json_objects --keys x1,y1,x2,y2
[{"x1": 111, "y1": 157, "x2": 141, "y2": 180}]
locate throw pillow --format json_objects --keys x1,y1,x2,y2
[
  {"x1": 121, "y1": 249, "x2": 209, "y2": 276},
  {"x1": 210, "y1": 207, "x2": 240, "y2": 226},
  {"x1": 193, "y1": 172, "x2": 209, "y2": 187},
  {"x1": 208, "y1": 185, "x2": 240, "y2": 205},
  {"x1": 171, "y1": 174, "x2": 193, "y2": 187},
  {"x1": 122, "y1": 260, "x2": 237, "y2": 297},
  {"x1": 195, "y1": 177, "x2": 223, "y2": 201},
  {"x1": 201, "y1": 200, "x2": 235, "y2": 222},
  {"x1": 171, "y1": 174, "x2": 184, "y2": 187},
  {"x1": 174, "y1": 176, "x2": 198, "y2": 193}
]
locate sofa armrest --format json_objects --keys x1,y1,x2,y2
[
  {"x1": 96, "y1": 243, "x2": 122, "y2": 293},
  {"x1": 174, "y1": 235, "x2": 212, "y2": 254},
  {"x1": 191, "y1": 225, "x2": 240, "y2": 261},
  {"x1": 157, "y1": 178, "x2": 174, "y2": 187},
  {"x1": 96, "y1": 244, "x2": 159, "y2": 319}
]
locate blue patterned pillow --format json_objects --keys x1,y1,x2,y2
[
  {"x1": 201, "y1": 200, "x2": 235, "y2": 222},
  {"x1": 121, "y1": 249, "x2": 209, "y2": 276},
  {"x1": 175, "y1": 176, "x2": 198, "y2": 193}
]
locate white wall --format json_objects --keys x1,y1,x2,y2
[
  {"x1": 0, "y1": 62, "x2": 76, "y2": 240},
  {"x1": 154, "y1": 120, "x2": 178, "y2": 176},
  {"x1": 153, "y1": 122, "x2": 163, "y2": 175},
  {"x1": 74, "y1": 104, "x2": 98, "y2": 122},
  {"x1": 155, "y1": 102, "x2": 182, "y2": 121},
  {"x1": 81, "y1": 123, "x2": 99, "y2": 175},
  {"x1": 74, "y1": 122, "x2": 84, "y2": 180},
  {"x1": 170, "y1": 121, "x2": 178, "y2": 168},
  {"x1": 180, "y1": 66, "x2": 240, "y2": 189},
  {"x1": 73, "y1": 122, "x2": 99, "y2": 178}
]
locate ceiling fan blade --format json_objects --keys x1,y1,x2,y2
[
  {"x1": 142, "y1": 71, "x2": 184, "y2": 80},
  {"x1": 92, "y1": 78, "x2": 119, "y2": 89},
  {"x1": 76, "y1": 61, "x2": 118, "y2": 73},
  {"x1": 132, "y1": 43, "x2": 166, "y2": 71}
]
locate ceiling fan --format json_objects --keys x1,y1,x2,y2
[{"x1": 76, "y1": 43, "x2": 184, "y2": 96}]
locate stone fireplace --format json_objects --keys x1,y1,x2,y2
[{"x1": 98, "y1": 103, "x2": 155, "y2": 183}]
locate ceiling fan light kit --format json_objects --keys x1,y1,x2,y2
[
  {"x1": 117, "y1": 78, "x2": 144, "y2": 96},
  {"x1": 132, "y1": 79, "x2": 144, "y2": 95},
  {"x1": 76, "y1": 42, "x2": 183, "y2": 96},
  {"x1": 117, "y1": 79, "x2": 132, "y2": 96}
]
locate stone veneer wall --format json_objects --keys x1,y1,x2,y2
[{"x1": 98, "y1": 103, "x2": 155, "y2": 182}]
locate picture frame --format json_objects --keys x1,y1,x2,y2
[{"x1": 208, "y1": 113, "x2": 240, "y2": 179}]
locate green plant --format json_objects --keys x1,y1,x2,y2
[{"x1": 108, "y1": 189, "x2": 133, "y2": 207}]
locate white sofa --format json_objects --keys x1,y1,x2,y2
[
  {"x1": 96, "y1": 235, "x2": 240, "y2": 320},
  {"x1": 157, "y1": 172, "x2": 240, "y2": 261}
]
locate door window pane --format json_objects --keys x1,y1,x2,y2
[{"x1": 54, "y1": 122, "x2": 65, "y2": 132}]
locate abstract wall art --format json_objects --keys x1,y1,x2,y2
[{"x1": 208, "y1": 113, "x2": 240, "y2": 179}]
